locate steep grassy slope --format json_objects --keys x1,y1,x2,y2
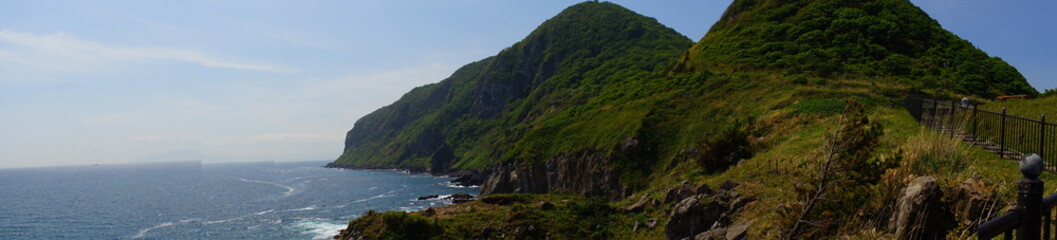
[
  {"x1": 333, "y1": 0, "x2": 1044, "y2": 239},
  {"x1": 334, "y1": 1, "x2": 693, "y2": 171},
  {"x1": 668, "y1": 0, "x2": 1036, "y2": 98},
  {"x1": 982, "y1": 95, "x2": 1057, "y2": 119},
  {"x1": 337, "y1": 76, "x2": 1049, "y2": 239}
]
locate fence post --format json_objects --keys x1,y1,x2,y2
[
  {"x1": 933, "y1": 99, "x2": 941, "y2": 129},
  {"x1": 972, "y1": 104, "x2": 979, "y2": 142},
  {"x1": 1017, "y1": 154, "x2": 1044, "y2": 240},
  {"x1": 1042, "y1": 114, "x2": 1047, "y2": 167},
  {"x1": 949, "y1": 100, "x2": 956, "y2": 137},
  {"x1": 1001, "y1": 108, "x2": 1007, "y2": 159}
]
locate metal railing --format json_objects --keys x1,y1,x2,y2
[
  {"x1": 977, "y1": 155, "x2": 1056, "y2": 239},
  {"x1": 904, "y1": 96, "x2": 1057, "y2": 171}
]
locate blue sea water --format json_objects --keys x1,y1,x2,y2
[{"x1": 0, "y1": 161, "x2": 478, "y2": 239}]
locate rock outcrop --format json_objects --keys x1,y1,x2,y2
[
  {"x1": 480, "y1": 151, "x2": 628, "y2": 200},
  {"x1": 445, "y1": 193, "x2": 476, "y2": 204},
  {"x1": 889, "y1": 176, "x2": 953, "y2": 240},
  {"x1": 665, "y1": 181, "x2": 713, "y2": 204},
  {"x1": 449, "y1": 170, "x2": 488, "y2": 187},
  {"x1": 953, "y1": 176, "x2": 996, "y2": 226},
  {"x1": 625, "y1": 195, "x2": 660, "y2": 213},
  {"x1": 665, "y1": 181, "x2": 754, "y2": 240}
]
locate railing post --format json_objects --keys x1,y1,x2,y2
[
  {"x1": 950, "y1": 100, "x2": 956, "y2": 137},
  {"x1": 1042, "y1": 114, "x2": 1047, "y2": 168},
  {"x1": 1017, "y1": 154, "x2": 1044, "y2": 240},
  {"x1": 1002, "y1": 108, "x2": 1008, "y2": 159},
  {"x1": 973, "y1": 104, "x2": 979, "y2": 142},
  {"x1": 933, "y1": 99, "x2": 941, "y2": 129}
]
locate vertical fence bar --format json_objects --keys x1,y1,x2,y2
[
  {"x1": 950, "y1": 100, "x2": 956, "y2": 137},
  {"x1": 973, "y1": 104, "x2": 979, "y2": 142},
  {"x1": 1001, "y1": 108, "x2": 1007, "y2": 159},
  {"x1": 1043, "y1": 114, "x2": 1047, "y2": 168},
  {"x1": 933, "y1": 99, "x2": 941, "y2": 129}
]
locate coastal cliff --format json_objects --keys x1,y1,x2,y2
[
  {"x1": 331, "y1": 1, "x2": 692, "y2": 193},
  {"x1": 331, "y1": 0, "x2": 1038, "y2": 238}
]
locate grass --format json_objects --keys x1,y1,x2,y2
[
  {"x1": 981, "y1": 95, "x2": 1057, "y2": 121},
  {"x1": 338, "y1": 75, "x2": 1045, "y2": 239}
]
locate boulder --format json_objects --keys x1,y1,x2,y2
[
  {"x1": 665, "y1": 180, "x2": 754, "y2": 240},
  {"x1": 445, "y1": 193, "x2": 476, "y2": 204},
  {"x1": 625, "y1": 195, "x2": 656, "y2": 212},
  {"x1": 666, "y1": 195, "x2": 729, "y2": 240},
  {"x1": 666, "y1": 195, "x2": 706, "y2": 240},
  {"x1": 666, "y1": 181, "x2": 712, "y2": 203},
  {"x1": 889, "y1": 176, "x2": 952, "y2": 240},
  {"x1": 481, "y1": 195, "x2": 517, "y2": 205},
  {"x1": 694, "y1": 228, "x2": 726, "y2": 240},
  {"x1": 719, "y1": 180, "x2": 738, "y2": 191},
  {"x1": 725, "y1": 220, "x2": 751, "y2": 240},
  {"x1": 537, "y1": 201, "x2": 554, "y2": 210},
  {"x1": 953, "y1": 176, "x2": 994, "y2": 226},
  {"x1": 417, "y1": 195, "x2": 439, "y2": 200}
]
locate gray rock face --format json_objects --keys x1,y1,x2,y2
[
  {"x1": 725, "y1": 220, "x2": 751, "y2": 240},
  {"x1": 665, "y1": 181, "x2": 754, "y2": 240},
  {"x1": 889, "y1": 176, "x2": 952, "y2": 240},
  {"x1": 694, "y1": 228, "x2": 725, "y2": 240},
  {"x1": 667, "y1": 195, "x2": 708, "y2": 240},
  {"x1": 665, "y1": 181, "x2": 713, "y2": 203},
  {"x1": 953, "y1": 176, "x2": 994, "y2": 226},
  {"x1": 480, "y1": 150, "x2": 627, "y2": 200},
  {"x1": 445, "y1": 193, "x2": 476, "y2": 204},
  {"x1": 625, "y1": 195, "x2": 658, "y2": 212}
]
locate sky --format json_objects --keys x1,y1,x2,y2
[{"x1": 0, "y1": 1, "x2": 1054, "y2": 169}]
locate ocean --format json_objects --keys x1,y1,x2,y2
[{"x1": 0, "y1": 161, "x2": 478, "y2": 239}]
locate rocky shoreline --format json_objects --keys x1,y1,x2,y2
[{"x1": 322, "y1": 162, "x2": 488, "y2": 188}]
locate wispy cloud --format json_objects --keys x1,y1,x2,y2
[
  {"x1": 131, "y1": 133, "x2": 344, "y2": 146},
  {"x1": 0, "y1": 29, "x2": 293, "y2": 73}
]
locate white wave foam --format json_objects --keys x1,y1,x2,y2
[
  {"x1": 367, "y1": 186, "x2": 378, "y2": 191},
  {"x1": 399, "y1": 206, "x2": 429, "y2": 212},
  {"x1": 286, "y1": 205, "x2": 318, "y2": 212},
  {"x1": 238, "y1": 178, "x2": 296, "y2": 197},
  {"x1": 352, "y1": 194, "x2": 391, "y2": 203},
  {"x1": 441, "y1": 182, "x2": 480, "y2": 188},
  {"x1": 294, "y1": 220, "x2": 346, "y2": 240},
  {"x1": 130, "y1": 221, "x2": 175, "y2": 239},
  {"x1": 255, "y1": 209, "x2": 275, "y2": 215},
  {"x1": 204, "y1": 217, "x2": 241, "y2": 225}
]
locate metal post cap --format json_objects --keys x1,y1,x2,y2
[{"x1": 1021, "y1": 153, "x2": 1044, "y2": 179}]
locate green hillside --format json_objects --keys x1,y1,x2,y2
[
  {"x1": 668, "y1": 0, "x2": 1035, "y2": 98},
  {"x1": 334, "y1": 1, "x2": 694, "y2": 171},
  {"x1": 333, "y1": 0, "x2": 1042, "y2": 239}
]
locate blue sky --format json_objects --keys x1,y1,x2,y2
[{"x1": 0, "y1": 1, "x2": 1053, "y2": 168}]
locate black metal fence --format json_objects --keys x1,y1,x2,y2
[
  {"x1": 904, "y1": 96, "x2": 1057, "y2": 171},
  {"x1": 975, "y1": 156, "x2": 1057, "y2": 240}
]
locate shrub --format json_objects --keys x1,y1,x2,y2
[
  {"x1": 791, "y1": 98, "x2": 845, "y2": 116},
  {"x1": 900, "y1": 129, "x2": 970, "y2": 175}
]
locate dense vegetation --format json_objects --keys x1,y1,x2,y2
[
  {"x1": 668, "y1": 0, "x2": 1036, "y2": 98},
  {"x1": 333, "y1": 0, "x2": 1043, "y2": 239},
  {"x1": 335, "y1": 1, "x2": 693, "y2": 170}
]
